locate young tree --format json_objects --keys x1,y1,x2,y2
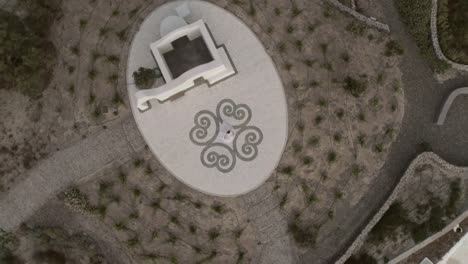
[{"x1": 132, "y1": 67, "x2": 160, "y2": 89}]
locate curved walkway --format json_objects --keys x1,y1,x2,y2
[
  {"x1": 437, "y1": 87, "x2": 468, "y2": 125},
  {"x1": 29, "y1": 200, "x2": 136, "y2": 264},
  {"x1": 332, "y1": 1, "x2": 468, "y2": 263},
  {"x1": 0, "y1": 116, "x2": 146, "y2": 232}
]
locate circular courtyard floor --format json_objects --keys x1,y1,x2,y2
[{"x1": 126, "y1": 0, "x2": 288, "y2": 196}]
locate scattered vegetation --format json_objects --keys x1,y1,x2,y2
[
  {"x1": 343, "y1": 76, "x2": 367, "y2": 97},
  {"x1": 395, "y1": 0, "x2": 450, "y2": 72},
  {"x1": 0, "y1": 9, "x2": 57, "y2": 97},
  {"x1": 132, "y1": 67, "x2": 159, "y2": 89},
  {"x1": 437, "y1": 0, "x2": 468, "y2": 64}
]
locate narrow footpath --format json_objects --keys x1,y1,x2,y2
[{"x1": 0, "y1": 117, "x2": 146, "y2": 231}]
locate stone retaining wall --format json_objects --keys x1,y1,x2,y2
[
  {"x1": 436, "y1": 87, "x2": 468, "y2": 125},
  {"x1": 431, "y1": 0, "x2": 468, "y2": 71},
  {"x1": 325, "y1": 0, "x2": 390, "y2": 32},
  {"x1": 335, "y1": 152, "x2": 468, "y2": 264}
]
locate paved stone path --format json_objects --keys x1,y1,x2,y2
[
  {"x1": 30, "y1": 200, "x2": 136, "y2": 264},
  {"x1": 0, "y1": 116, "x2": 146, "y2": 232},
  {"x1": 239, "y1": 180, "x2": 294, "y2": 264}
]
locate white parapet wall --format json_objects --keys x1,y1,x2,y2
[{"x1": 136, "y1": 19, "x2": 235, "y2": 111}]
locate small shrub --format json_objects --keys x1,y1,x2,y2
[
  {"x1": 318, "y1": 98, "x2": 328, "y2": 107},
  {"x1": 334, "y1": 190, "x2": 343, "y2": 199},
  {"x1": 92, "y1": 106, "x2": 101, "y2": 118},
  {"x1": 303, "y1": 59, "x2": 315, "y2": 68},
  {"x1": 357, "y1": 134, "x2": 366, "y2": 146},
  {"x1": 118, "y1": 171, "x2": 127, "y2": 184},
  {"x1": 79, "y1": 19, "x2": 87, "y2": 29},
  {"x1": 151, "y1": 199, "x2": 161, "y2": 210},
  {"x1": 384, "y1": 40, "x2": 404, "y2": 56},
  {"x1": 274, "y1": 7, "x2": 281, "y2": 16},
  {"x1": 132, "y1": 67, "x2": 158, "y2": 89},
  {"x1": 99, "y1": 27, "x2": 109, "y2": 37},
  {"x1": 88, "y1": 68, "x2": 98, "y2": 80},
  {"x1": 292, "y1": 141, "x2": 302, "y2": 153},
  {"x1": 127, "y1": 236, "x2": 139, "y2": 247},
  {"x1": 280, "y1": 193, "x2": 288, "y2": 207},
  {"x1": 129, "y1": 7, "x2": 139, "y2": 18},
  {"x1": 336, "y1": 109, "x2": 344, "y2": 119},
  {"x1": 346, "y1": 21, "x2": 366, "y2": 36},
  {"x1": 374, "y1": 143, "x2": 384, "y2": 153},
  {"x1": 114, "y1": 221, "x2": 128, "y2": 230},
  {"x1": 211, "y1": 203, "x2": 225, "y2": 214},
  {"x1": 343, "y1": 76, "x2": 367, "y2": 97},
  {"x1": 106, "y1": 55, "x2": 120, "y2": 64},
  {"x1": 107, "y1": 73, "x2": 118, "y2": 84},
  {"x1": 327, "y1": 151, "x2": 337, "y2": 163},
  {"x1": 98, "y1": 182, "x2": 112, "y2": 196},
  {"x1": 296, "y1": 120, "x2": 305, "y2": 131},
  {"x1": 333, "y1": 133, "x2": 342, "y2": 142},
  {"x1": 133, "y1": 158, "x2": 143, "y2": 167},
  {"x1": 112, "y1": 93, "x2": 123, "y2": 105},
  {"x1": 111, "y1": 8, "x2": 120, "y2": 17},
  {"x1": 280, "y1": 165, "x2": 294, "y2": 175},
  {"x1": 358, "y1": 112, "x2": 366, "y2": 122},
  {"x1": 133, "y1": 188, "x2": 141, "y2": 197},
  {"x1": 277, "y1": 42, "x2": 286, "y2": 53},
  {"x1": 302, "y1": 156, "x2": 313, "y2": 165},
  {"x1": 170, "y1": 215, "x2": 180, "y2": 225},
  {"x1": 314, "y1": 115, "x2": 323, "y2": 125},
  {"x1": 189, "y1": 224, "x2": 197, "y2": 234},
  {"x1": 319, "y1": 43, "x2": 328, "y2": 54},
  {"x1": 307, "y1": 136, "x2": 320, "y2": 147},
  {"x1": 208, "y1": 228, "x2": 220, "y2": 240},
  {"x1": 173, "y1": 192, "x2": 187, "y2": 201},
  {"x1": 352, "y1": 165, "x2": 363, "y2": 176},
  {"x1": 295, "y1": 39, "x2": 303, "y2": 51},
  {"x1": 116, "y1": 28, "x2": 127, "y2": 41},
  {"x1": 307, "y1": 193, "x2": 317, "y2": 204},
  {"x1": 62, "y1": 187, "x2": 92, "y2": 212},
  {"x1": 288, "y1": 220, "x2": 316, "y2": 247},
  {"x1": 340, "y1": 52, "x2": 350, "y2": 62},
  {"x1": 291, "y1": 5, "x2": 302, "y2": 17}
]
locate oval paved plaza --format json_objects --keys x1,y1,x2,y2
[{"x1": 126, "y1": 1, "x2": 288, "y2": 196}]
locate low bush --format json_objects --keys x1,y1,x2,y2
[
  {"x1": 343, "y1": 76, "x2": 367, "y2": 97},
  {"x1": 132, "y1": 67, "x2": 160, "y2": 89}
]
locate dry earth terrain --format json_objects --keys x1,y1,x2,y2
[{"x1": 0, "y1": 0, "x2": 407, "y2": 263}]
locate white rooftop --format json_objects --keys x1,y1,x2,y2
[
  {"x1": 438, "y1": 232, "x2": 468, "y2": 264},
  {"x1": 126, "y1": 0, "x2": 288, "y2": 196}
]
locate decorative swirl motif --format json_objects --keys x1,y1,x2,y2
[
  {"x1": 189, "y1": 98, "x2": 262, "y2": 173},
  {"x1": 216, "y1": 99, "x2": 251, "y2": 128},
  {"x1": 201, "y1": 143, "x2": 236, "y2": 173},
  {"x1": 234, "y1": 126, "x2": 263, "y2": 161},
  {"x1": 189, "y1": 110, "x2": 219, "y2": 146}
]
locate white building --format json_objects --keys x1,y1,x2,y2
[{"x1": 135, "y1": 9, "x2": 235, "y2": 111}]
